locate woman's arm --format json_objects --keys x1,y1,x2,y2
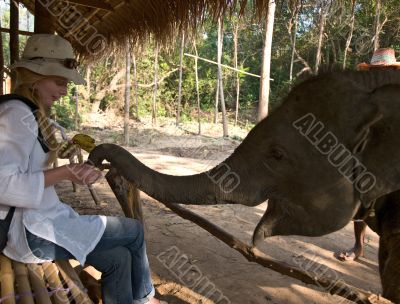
[
  {"x1": 0, "y1": 104, "x2": 44, "y2": 208},
  {"x1": 44, "y1": 163, "x2": 102, "y2": 188},
  {"x1": 0, "y1": 103, "x2": 102, "y2": 208}
]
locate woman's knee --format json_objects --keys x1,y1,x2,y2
[
  {"x1": 107, "y1": 216, "x2": 144, "y2": 241},
  {"x1": 97, "y1": 246, "x2": 132, "y2": 275},
  {"x1": 125, "y1": 218, "x2": 145, "y2": 248}
]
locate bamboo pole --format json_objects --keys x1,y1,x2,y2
[
  {"x1": 185, "y1": 53, "x2": 261, "y2": 78},
  {"x1": 63, "y1": 0, "x2": 113, "y2": 11},
  {"x1": 56, "y1": 260, "x2": 93, "y2": 304},
  {"x1": 27, "y1": 264, "x2": 52, "y2": 304},
  {"x1": 0, "y1": 255, "x2": 15, "y2": 304},
  {"x1": 12, "y1": 261, "x2": 34, "y2": 304},
  {"x1": 42, "y1": 262, "x2": 70, "y2": 304}
]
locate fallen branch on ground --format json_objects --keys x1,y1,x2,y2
[{"x1": 158, "y1": 201, "x2": 391, "y2": 304}]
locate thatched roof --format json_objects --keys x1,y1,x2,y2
[{"x1": 21, "y1": 0, "x2": 272, "y2": 59}]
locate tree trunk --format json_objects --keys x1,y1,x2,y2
[
  {"x1": 258, "y1": 0, "x2": 276, "y2": 122},
  {"x1": 343, "y1": 0, "x2": 356, "y2": 69},
  {"x1": 373, "y1": 0, "x2": 381, "y2": 51},
  {"x1": 86, "y1": 64, "x2": 91, "y2": 100},
  {"x1": 74, "y1": 87, "x2": 79, "y2": 130},
  {"x1": 193, "y1": 39, "x2": 202, "y2": 135},
  {"x1": 315, "y1": 3, "x2": 327, "y2": 74},
  {"x1": 92, "y1": 66, "x2": 125, "y2": 113},
  {"x1": 176, "y1": 32, "x2": 185, "y2": 126},
  {"x1": 214, "y1": 76, "x2": 219, "y2": 124},
  {"x1": 152, "y1": 43, "x2": 159, "y2": 125},
  {"x1": 233, "y1": 21, "x2": 240, "y2": 125},
  {"x1": 10, "y1": 0, "x2": 19, "y2": 90},
  {"x1": 132, "y1": 53, "x2": 139, "y2": 120},
  {"x1": 0, "y1": 19, "x2": 3, "y2": 94},
  {"x1": 217, "y1": 17, "x2": 229, "y2": 137},
  {"x1": 289, "y1": 5, "x2": 299, "y2": 81},
  {"x1": 124, "y1": 42, "x2": 131, "y2": 146}
]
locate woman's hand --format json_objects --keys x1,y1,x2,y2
[
  {"x1": 44, "y1": 164, "x2": 102, "y2": 187},
  {"x1": 57, "y1": 140, "x2": 80, "y2": 159},
  {"x1": 66, "y1": 163, "x2": 103, "y2": 186}
]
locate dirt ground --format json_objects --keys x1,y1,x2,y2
[{"x1": 56, "y1": 113, "x2": 382, "y2": 304}]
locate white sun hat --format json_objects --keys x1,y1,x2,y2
[{"x1": 10, "y1": 34, "x2": 85, "y2": 85}]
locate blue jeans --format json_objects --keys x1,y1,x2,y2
[{"x1": 26, "y1": 216, "x2": 155, "y2": 304}]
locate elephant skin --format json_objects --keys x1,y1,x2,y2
[{"x1": 89, "y1": 70, "x2": 400, "y2": 302}]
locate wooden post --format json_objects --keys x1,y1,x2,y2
[
  {"x1": 34, "y1": 0, "x2": 56, "y2": 34},
  {"x1": 10, "y1": 0, "x2": 19, "y2": 91}
]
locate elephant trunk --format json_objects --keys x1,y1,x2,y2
[{"x1": 88, "y1": 144, "x2": 264, "y2": 206}]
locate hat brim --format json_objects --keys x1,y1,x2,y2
[
  {"x1": 357, "y1": 62, "x2": 400, "y2": 71},
  {"x1": 10, "y1": 60, "x2": 85, "y2": 85}
]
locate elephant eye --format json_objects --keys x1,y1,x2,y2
[{"x1": 271, "y1": 147, "x2": 285, "y2": 161}]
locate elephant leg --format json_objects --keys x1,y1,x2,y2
[
  {"x1": 375, "y1": 192, "x2": 400, "y2": 302},
  {"x1": 379, "y1": 233, "x2": 400, "y2": 303},
  {"x1": 378, "y1": 236, "x2": 388, "y2": 278}
]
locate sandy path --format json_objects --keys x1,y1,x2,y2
[{"x1": 56, "y1": 145, "x2": 381, "y2": 304}]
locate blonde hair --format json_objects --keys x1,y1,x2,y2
[{"x1": 13, "y1": 68, "x2": 59, "y2": 166}]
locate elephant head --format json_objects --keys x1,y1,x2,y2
[{"x1": 88, "y1": 70, "x2": 400, "y2": 246}]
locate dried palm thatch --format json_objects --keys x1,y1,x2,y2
[{"x1": 18, "y1": 0, "x2": 293, "y2": 59}]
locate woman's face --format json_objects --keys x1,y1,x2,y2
[{"x1": 35, "y1": 77, "x2": 69, "y2": 109}]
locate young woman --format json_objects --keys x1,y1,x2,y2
[{"x1": 0, "y1": 34, "x2": 161, "y2": 304}]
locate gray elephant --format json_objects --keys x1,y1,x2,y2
[{"x1": 89, "y1": 70, "x2": 400, "y2": 302}]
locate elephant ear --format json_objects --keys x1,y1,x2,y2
[
  {"x1": 253, "y1": 78, "x2": 400, "y2": 245},
  {"x1": 358, "y1": 84, "x2": 400, "y2": 207}
]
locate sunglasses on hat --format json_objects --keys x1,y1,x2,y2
[{"x1": 28, "y1": 57, "x2": 80, "y2": 69}]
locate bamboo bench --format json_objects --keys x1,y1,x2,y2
[{"x1": 0, "y1": 254, "x2": 93, "y2": 304}]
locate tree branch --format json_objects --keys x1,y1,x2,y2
[{"x1": 157, "y1": 201, "x2": 388, "y2": 304}]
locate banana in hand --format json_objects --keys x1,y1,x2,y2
[{"x1": 72, "y1": 134, "x2": 97, "y2": 153}]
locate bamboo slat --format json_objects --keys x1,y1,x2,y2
[
  {"x1": 0, "y1": 254, "x2": 15, "y2": 304},
  {"x1": 56, "y1": 260, "x2": 93, "y2": 304},
  {"x1": 42, "y1": 262, "x2": 70, "y2": 304},
  {"x1": 27, "y1": 263, "x2": 52, "y2": 304},
  {"x1": 0, "y1": 255, "x2": 94, "y2": 303},
  {"x1": 12, "y1": 261, "x2": 34, "y2": 304}
]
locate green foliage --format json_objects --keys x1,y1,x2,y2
[
  {"x1": 52, "y1": 85, "x2": 79, "y2": 130},
  {"x1": 3, "y1": 0, "x2": 400, "y2": 127}
]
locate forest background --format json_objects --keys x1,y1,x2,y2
[{"x1": 1, "y1": 0, "x2": 399, "y2": 136}]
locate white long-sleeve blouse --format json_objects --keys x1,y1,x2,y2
[{"x1": 0, "y1": 99, "x2": 106, "y2": 265}]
